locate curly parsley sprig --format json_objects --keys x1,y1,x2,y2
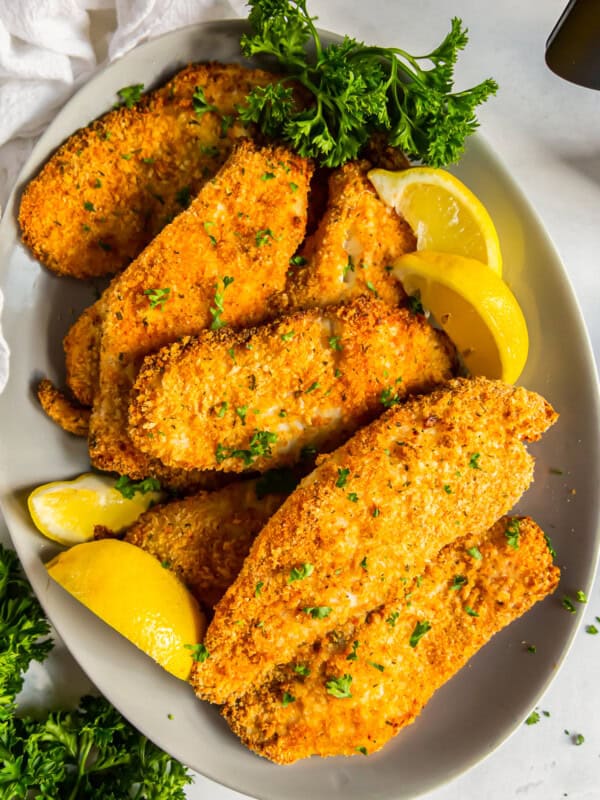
[{"x1": 239, "y1": 0, "x2": 497, "y2": 167}]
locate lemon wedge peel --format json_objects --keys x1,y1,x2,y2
[
  {"x1": 392, "y1": 251, "x2": 528, "y2": 384},
  {"x1": 367, "y1": 167, "x2": 503, "y2": 276},
  {"x1": 28, "y1": 473, "x2": 163, "y2": 546},
  {"x1": 46, "y1": 539, "x2": 206, "y2": 680}
]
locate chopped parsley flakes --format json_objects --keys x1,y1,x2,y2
[
  {"x1": 114, "y1": 475, "x2": 161, "y2": 499},
  {"x1": 192, "y1": 85, "x2": 217, "y2": 116},
  {"x1": 325, "y1": 674, "x2": 353, "y2": 699},
  {"x1": 215, "y1": 429, "x2": 277, "y2": 467},
  {"x1": 409, "y1": 620, "x2": 431, "y2": 648},
  {"x1": 185, "y1": 643, "x2": 209, "y2": 663},
  {"x1": 504, "y1": 519, "x2": 520, "y2": 550},
  {"x1": 144, "y1": 287, "x2": 171, "y2": 310},
  {"x1": 288, "y1": 563, "x2": 314, "y2": 582},
  {"x1": 336, "y1": 467, "x2": 350, "y2": 488},
  {"x1": 304, "y1": 605, "x2": 332, "y2": 619},
  {"x1": 209, "y1": 276, "x2": 234, "y2": 330},
  {"x1": 117, "y1": 83, "x2": 144, "y2": 108}
]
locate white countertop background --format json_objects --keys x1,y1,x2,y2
[{"x1": 2, "y1": 1, "x2": 599, "y2": 798}]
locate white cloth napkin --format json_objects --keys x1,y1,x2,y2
[{"x1": 0, "y1": 0, "x2": 249, "y2": 395}]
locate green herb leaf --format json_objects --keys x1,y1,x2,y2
[
  {"x1": 525, "y1": 710, "x2": 541, "y2": 725},
  {"x1": 144, "y1": 287, "x2": 171, "y2": 310},
  {"x1": 504, "y1": 518, "x2": 520, "y2": 550},
  {"x1": 450, "y1": 575, "x2": 467, "y2": 591},
  {"x1": 209, "y1": 276, "x2": 234, "y2": 329},
  {"x1": 192, "y1": 85, "x2": 217, "y2": 116},
  {"x1": 325, "y1": 673, "x2": 353, "y2": 698},
  {"x1": 114, "y1": 475, "x2": 161, "y2": 499},
  {"x1": 304, "y1": 605, "x2": 332, "y2": 619},
  {"x1": 239, "y1": 4, "x2": 496, "y2": 168},
  {"x1": 282, "y1": 691, "x2": 296, "y2": 707},
  {"x1": 293, "y1": 663, "x2": 311, "y2": 676},
  {"x1": 117, "y1": 83, "x2": 144, "y2": 108},
  {"x1": 409, "y1": 620, "x2": 431, "y2": 648},
  {"x1": 466, "y1": 546, "x2": 483, "y2": 560},
  {"x1": 185, "y1": 643, "x2": 210, "y2": 663},
  {"x1": 289, "y1": 563, "x2": 314, "y2": 582},
  {"x1": 346, "y1": 640, "x2": 360, "y2": 661}
]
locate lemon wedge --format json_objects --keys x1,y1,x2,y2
[
  {"x1": 392, "y1": 251, "x2": 528, "y2": 383},
  {"x1": 368, "y1": 167, "x2": 503, "y2": 275},
  {"x1": 28, "y1": 473, "x2": 163, "y2": 546},
  {"x1": 46, "y1": 539, "x2": 206, "y2": 680}
]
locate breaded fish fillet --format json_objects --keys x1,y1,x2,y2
[
  {"x1": 64, "y1": 300, "x2": 104, "y2": 407},
  {"x1": 223, "y1": 516, "x2": 559, "y2": 763},
  {"x1": 286, "y1": 161, "x2": 415, "y2": 311},
  {"x1": 89, "y1": 141, "x2": 312, "y2": 482},
  {"x1": 36, "y1": 379, "x2": 90, "y2": 436},
  {"x1": 190, "y1": 377, "x2": 557, "y2": 704},
  {"x1": 125, "y1": 476, "x2": 294, "y2": 609},
  {"x1": 128, "y1": 296, "x2": 456, "y2": 473},
  {"x1": 19, "y1": 63, "x2": 278, "y2": 279}
]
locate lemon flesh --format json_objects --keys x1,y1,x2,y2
[
  {"x1": 393, "y1": 251, "x2": 528, "y2": 384},
  {"x1": 368, "y1": 167, "x2": 503, "y2": 275},
  {"x1": 28, "y1": 473, "x2": 163, "y2": 545},
  {"x1": 47, "y1": 539, "x2": 206, "y2": 680}
]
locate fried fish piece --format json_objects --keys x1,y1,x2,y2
[
  {"x1": 19, "y1": 63, "x2": 278, "y2": 279},
  {"x1": 63, "y1": 300, "x2": 104, "y2": 407},
  {"x1": 128, "y1": 296, "x2": 456, "y2": 472},
  {"x1": 223, "y1": 516, "x2": 559, "y2": 763},
  {"x1": 125, "y1": 476, "x2": 294, "y2": 609},
  {"x1": 190, "y1": 378, "x2": 557, "y2": 704},
  {"x1": 88, "y1": 141, "x2": 313, "y2": 482},
  {"x1": 285, "y1": 161, "x2": 415, "y2": 311},
  {"x1": 36, "y1": 379, "x2": 90, "y2": 436}
]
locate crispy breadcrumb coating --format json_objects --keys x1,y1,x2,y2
[
  {"x1": 222, "y1": 516, "x2": 559, "y2": 763},
  {"x1": 63, "y1": 301, "x2": 104, "y2": 407},
  {"x1": 285, "y1": 161, "x2": 415, "y2": 310},
  {"x1": 190, "y1": 378, "x2": 557, "y2": 704},
  {"x1": 88, "y1": 141, "x2": 313, "y2": 483},
  {"x1": 125, "y1": 477, "x2": 292, "y2": 609},
  {"x1": 19, "y1": 63, "x2": 278, "y2": 279},
  {"x1": 36, "y1": 379, "x2": 90, "y2": 436},
  {"x1": 128, "y1": 296, "x2": 455, "y2": 472}
]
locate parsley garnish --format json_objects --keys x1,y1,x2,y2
[
  {"x1": 281, "y1": 691, "x2": 296, "y2": 707},
  {"x1": 200, "y1": 144, "x2": 220, "y2": 157},
  {"x1": 368, "y1": 660, "x2": 384, "y2": 672},
  {"x1": 293, "y1": 664, "x2": 311, "y2": 676},
  {"x1": 289, "y1": 563, "x2": 314, "y2": 582},
  {"x1": 281, "y1": 330, "x2": 295, "y2": 341},
  {"x1": 562, "y1": 596, "x2": 576, "y2": 614},
  {"x1": 464, "y1": 605, "x2": 479, "y2": 617},
  {"x1": 220, "y1": 114, "x2": 234, "y2": 137},
  {"x1": 380, "y1": 387, "x2": 401, "y2": 408},
  {"x1": 586, "y1": 625, "x2": 598, "y2": 635},
  {"x1": 255, "y1": 228, "x2": 274, "y2": 246},
  {"x1": 504, "y1": 519, "x2": 520, "y2": 550},
  {"x1": 346, "y1": 640, "x2": 360, "y2": 661},
  {"x1": 289, "y1": 255, "x2": 307, "y2": 266},
  {"x1": 576, "y1": 590, "x2": 587, "y2": 603},
  {"x1": 325, "y1": 674, "x2": 353, "y2": 699},
  {"x1": 261, "y1": 171, "x2": 276, "y2": 180},
  {"x1": 386, "y1": 611, "x2": 399, "y2": 627},
  {"x1": 114, "y1": 475, "x2": 161, "y2": 499},
  {"x1": 216, "y1": 401, "x2": 228, "y2": 418},
  {"x1": 209, "y1": 276, "x2": 234, "y2": 330},
  {"x1": 409, "y1": 620, "x2": 431, "y2": 648},
  {"x1": 466, "y1": 546, "x2": 483, "y2": 560},
  {"x1": 83, "y1": 201, "x2": 95, "y2": 212},
  {"x1": 117, "y1": 83, "x2": 144, "y2": 108},
  {"x1": 450, "y1": 575, "x2": 467, "y2": 590},
  {"x1": 304, "y1": 605, "x2": 332, "y2": 619},
  {"x1": 215, "y1": 429, "x2": 278, "y2": 467},
  {"x1": 185, "y1": 643, "x2": 210, "y2": 663},
  {"x1": 347, "y1": 492, "x2": 359, "y2": 502},
  {"x1": 525, "y1": 710, "x2": 540, "y2": 725},
  {"x1": 355, "y1": 746, "x2": 368, "y2": 756},
  {"x1": 255, "y1": 581, "x2": 264, "y2": 596},
  {"x1": 336, "y1": 467, "x2": 350, "y2": 488},
  {"x1": 305, "y1": 381, "x2": 320, "y2": 393},
  {"x1": 372, "y1": 506, "x2": 381, "y2": 518},
  {"x1": 468, "y1": 452, "x2": 481, "y2": 469},
  {"x1": 144, "y1": 287, "x2": 171, "y2": 310},
  {"x1": 239, "y1": 3, "x2": 496, "y2": 167},
  {"x1": 544, "y1": 533, "x2": 557, "y2": 559},
  {"x1": 192, "y1": 85, "x2": 217, "y2": 116},
  {"x1": 328, "y1": 336, "x2": 343, "y2": 351},
  {"x1": 574, "y1": 733, "x2": 585, "y2": 746},
  {"x1": 235, "y1": 406, "x2": 248, "y2": 425}
]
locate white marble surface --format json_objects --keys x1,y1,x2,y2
[{"x1": 3, "y1": 1, "x2": 600, "y2": 798}]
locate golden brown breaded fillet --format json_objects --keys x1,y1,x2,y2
[
  {"x1": 286, "y1": 161, "x2": 415, "y2": 310},
  {"x1": 64, "y1": 300, "x2": 104, "y2": 407},
  {"x1": 125, "y1": 476, "x2": 294, "y2": 608},
  {"x1": 89, "y1": 141, "x2": 313, "y2": 481},
  {"x1": 19, "y1": 63, "x2": 279, "y2": 279},
  {"x1": 128, "y1": 296, "x2": 456, "y2": 472},
  {"x1": 190, "y1": 378, "x2": 557, "y2": 704},
  {"x1": 36, "y1": 379, "x2": 90, "y2": 436},
  {"x1": 223, "y1": 516, "x2": 559, "y2": 763}
]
